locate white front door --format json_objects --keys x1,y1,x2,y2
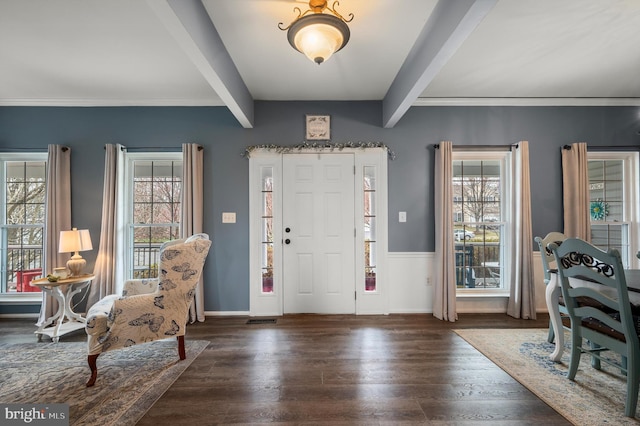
[{"x1": 282, "y1": 153, "x2": 355, "y2": 313}]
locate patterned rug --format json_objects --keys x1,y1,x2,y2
[
  {"x1": 0, "y1": 339, "x2": 208, "y2": 425},
  {"x1": 454, "y1": 328, "x2": 640, "y2": 425}
]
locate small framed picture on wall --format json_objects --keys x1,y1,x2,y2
[{"x1": 305, "y1": 115, "x2": 330, "y2": 140}]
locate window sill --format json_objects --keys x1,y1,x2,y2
[
  {"x1": 0, "y1": 293, "x2": 43, "y2": 304},
  {"x1": 456, "y1": 290, "x2": 510, "y2": 298}
]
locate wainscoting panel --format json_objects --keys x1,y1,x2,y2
[
  {"x1": 387, "y1": 251, "x2": 548, "y2": 315},
  {"x1": 202, "y1": 252, "x2": 548, "y2": 316},
  {"x1": 388, "y1": 252, "x2": 433, "y2": 313}
]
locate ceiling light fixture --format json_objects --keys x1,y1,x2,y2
[{"x1": 278, "y1": 0, "x2": 354, "y2": 65}]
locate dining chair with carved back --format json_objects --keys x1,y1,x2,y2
[{"x1": 549, "y1": 237, "x2": 640, "y2": 417}]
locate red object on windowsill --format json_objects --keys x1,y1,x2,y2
[
  {"x1": 262, "y1": 276, "x2": 273, "y2": 293},
  {"x1": 365, "y1": 276, "x2": 376, "y2": 291},
  {"x1": 16, "y1": 268, "x2": 43, "y2": 292}
]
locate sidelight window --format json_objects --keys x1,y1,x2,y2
[
  {"x1": 364, "y1": 166, "x2": 377, "y2": 292},
  {"x1": 261, "y1": 167, "x2": 274, "y2": 293}
]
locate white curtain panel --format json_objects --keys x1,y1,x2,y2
[
  {"x1": 561, "y1": 143, "x2": 591, "y2": 241},
  {"x1": 507, "y1": 141, "x2": 536, "y2": 319},
  {"x1": 87, "y1": 144, "x2": 125, "y2": 308},
  {"x1": 434, "y1": 141, "x2": 457, "y2": 322},
  {"x1": 181, "y1": 143, "x2": 205, "y2": 323},
  {"x1": 37, "y1": 145, "x2": 71, "y2": 326}
]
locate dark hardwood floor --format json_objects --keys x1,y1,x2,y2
[{"x1": 1, "y1": 314, "x2": 571, "y2": 425}]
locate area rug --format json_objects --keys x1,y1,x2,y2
[
  {"x1": 0, "y1": 339, "x2": 208, "y2": 425},
  {"x1": 454, "y1": 328, "x2": 639, "y2": 425}
]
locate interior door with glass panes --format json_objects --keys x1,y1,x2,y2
[{"x1": 282, "y1": 153, "x2": 355, "y2": 314}]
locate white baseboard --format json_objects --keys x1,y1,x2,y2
[
  {"x1": 0, "y1": 313, "x2": 39, "y2": 319},
  {"x1": 204, "y1": 311, "x2": 250, "y2": 317}
]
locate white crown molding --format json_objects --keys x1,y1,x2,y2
[
  {"x1": 0, "y1": 98, "x2": 226, "y2": 107},
  {"x1": 4, "y1": 97, "x2": 640, "y2": 108},
  {"x1": 413, "y1": 98, "x2": 640, "y2": 107}
]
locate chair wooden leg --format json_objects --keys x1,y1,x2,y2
[
  {"x1": 86, "y1": 354, "x2": 100, "y2": 387},
  {"x1": 589, "y1": 341, "x2": 602, "y2": 370},
  {"x1": 625, "y1": 357, "x2": 640, "y2": 417},
  {"x1": 567, "y1": 328, "x2": 582, "y2": 380},
  {"x1": 177, "y1": 335, "x2": 186, "y2": 360}
]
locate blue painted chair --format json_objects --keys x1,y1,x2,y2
[
  {"x1": 534, "y1": 231, "x2": 567, "y2": 343},
  {"x1": 549, "y1": 238, "x2": 640, "y2": 417}
]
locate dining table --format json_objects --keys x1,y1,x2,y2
[{"x1": 546, "y1": 268, "x2": 640, "y2": 361}]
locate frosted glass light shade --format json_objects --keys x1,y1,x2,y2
[
  {"x1": 294, "y1": 23, "x2": 343, "y2": 64},
  {"x1": 287, "y1": 14, "x2": 350, "y2": 64}
]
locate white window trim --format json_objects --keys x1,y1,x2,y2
[
  {"x1": 248, "y1": 148, "x2": 389, "y2": 315},
  {"x1": 588, "y1": 151, "x2": 640, "y2": 268},
  {"x1": 452, "y1": 150, "x2": 512, "y2": 297},
  {"x1": 0, "y1": 152, "x2": 48, "y2": 303},
  {"x1": 121, "y1": 151, "x2": 182, "y2": 291}
]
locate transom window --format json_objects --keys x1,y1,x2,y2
[{"x1": 0, "y1": 154, "x2": 47, "y2": 295}]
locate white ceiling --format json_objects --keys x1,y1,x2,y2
[{"x1": 1, "y1": 0, "x2": 640, "y2": 128}]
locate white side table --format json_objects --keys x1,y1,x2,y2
[{"x1": 31, "y1": 273, "x2": 95, "y2": 343}]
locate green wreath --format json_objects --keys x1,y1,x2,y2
[{"x1": 590, "y1": 199, "x2": 609, "y2": 220}]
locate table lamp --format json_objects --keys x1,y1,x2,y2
[{"x1": 59, "y1": 228, "x2": 93, "y2": 276}]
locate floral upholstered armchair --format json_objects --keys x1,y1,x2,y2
[{"x1": 85, "y1": 233, "x2": 211, "y2": 386}]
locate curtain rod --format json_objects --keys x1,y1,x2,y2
[
  {"x1": 563, "y1": 144, "x2": 640, "y2": 151},
  {"x1": 109, "y1": 145, "x2": 203, "y2": 152},
  {"x1": 0, "y1": 147, "x2": 68, "y2": 152},
  {"x1": 433, "y1": 144, "x2": 515, "y2": 150}
]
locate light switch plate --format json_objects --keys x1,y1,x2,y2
[
  {"x1": 222, "y1": 212, "x2": 236, "y2": 223},
  {"x1": 399, "y1": 211, "x2": 407, "y2": 222}
]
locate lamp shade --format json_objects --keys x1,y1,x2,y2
[
  {"x1": 59, "y1": 228, "x2": 93, "y2": 276},
  {"x1": 287, "y1": 14, "x2": 350, "y2": 64},
  {"x1": 59, "y1": 228, "x2": 93, "y2": 254}
]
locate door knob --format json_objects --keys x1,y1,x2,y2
[
  {"x1": 285, "y1": 239, "x2": 291, "y2": 244},
  {"x1": 285, "y1": 227, "x2": 291, "y2": 233}
]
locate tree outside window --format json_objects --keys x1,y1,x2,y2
[
  {"x1": 1, "y1": 159, "x2": 46, "y2": 293},
  {"x1": 452, "y1": 156, "x2": 506, "y2": 291},
  {"x1": 130, "y1": 159, "x2": 182, "y2": 279}
]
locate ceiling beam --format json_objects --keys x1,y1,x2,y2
[
  {"x1": 148, "y1": 0, "x2": 254, "y2": 128},
  {"x1": 382, "y1": 0, "x2": 497, "y2": 128}
]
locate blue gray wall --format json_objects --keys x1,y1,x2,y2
[{"x1": 1, "y1": 102, "x2": 639, "y2": 314}]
